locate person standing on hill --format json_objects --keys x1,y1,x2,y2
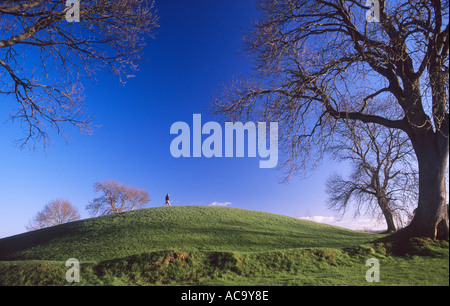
[{"x1": 164, "y1": 193, "x2": 171, "y2": 207}]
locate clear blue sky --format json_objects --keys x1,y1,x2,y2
[{"x1": 0, "y1": 0, "x2": 376, "y2": 238}]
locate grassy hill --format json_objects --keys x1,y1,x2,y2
[
  {"x1": 0, "y1": 206, "x2": 448, "y2": 286},
  {"x1": 0, "y1": 206, "x2": 377, "y2": 261}
]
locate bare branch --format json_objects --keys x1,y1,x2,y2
[
  {"x1": 0, "y1": 0, "x2": 159, "y2": 149},
  {"x1": 26, "y1": 199, "x2": 80, "y2": 230}
]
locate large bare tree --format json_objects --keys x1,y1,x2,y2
[
  {"x1": 212, "y1": 0, "x2": 449, "y2": 239},
  {"x1": 325, "y1": 119, "x2": 417, "y2": 232},
  {"x1": 26, "y1": 198, "x2": 80, "y2": 230},
  {"x1": 0, "y1": 0, "x2": 159, "y2": 148}
]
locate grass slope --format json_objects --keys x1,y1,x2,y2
[
  {"x1": 0, "y1": 206, "x2": 448, "y2": 286},
  {"x1": 0, "y1": 206, "x2": 377, "y2": 261}
]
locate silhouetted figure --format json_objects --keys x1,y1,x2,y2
[{"x1": 164, "y1": 193, "x2": 171, "y2": 207}]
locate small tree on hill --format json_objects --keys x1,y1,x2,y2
[
  {"x1": 86, "y1": 180, "x2": 150, "y2": 216},
  {"x1": 27, "y1": 199, "x2": 80, "y2": 230}
]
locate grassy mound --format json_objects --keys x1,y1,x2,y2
[
  {"x1": 0, "y1": 206, "x2": 378, "y2": 261},
  {"x1": 0, "y1": 206, "x2": 447, "y2": 286}
]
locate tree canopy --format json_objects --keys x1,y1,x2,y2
[
  {"x1": 0, "y1": 0, "x2": 159, "y2": 148},
  {"x1": 86, "y1": 180, "x2": 150, "y2": 216},
  {"x1": 26, "y1": 198, "x2": 80, "y2": 230}
]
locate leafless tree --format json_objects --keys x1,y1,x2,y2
[
  {"x1": 86, "y1": 180, "x2": 150, "y2": 216},
  {"x1": 212, "y1": 0, "x2": 449, "y2": 239},
  {"x1": 26, "y1": 198, "x2": 80, "y2": 230},
  {"x1": 325, "y1": 119, "x2": 417, "y2": 232},
  {"x1": 0, "y1": 0, "x2": 159, "y2": 149}
]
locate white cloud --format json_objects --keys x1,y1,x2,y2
[
  {"x1": 300, "y1": 216, "x2": 336, "y2": 224},
  {"x1": 209, "y1": 201, "x2": 232, "y2": 207},
  {"x1": 298, "y1": 216, "x2": 386, "y2": 232}
]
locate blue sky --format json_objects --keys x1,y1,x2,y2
[{"x1": 0, "y1": 0, "x2": 383, "y2": 238}]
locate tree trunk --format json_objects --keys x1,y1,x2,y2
[
  {"x1": 378, "y1": 199, "x2": 396, "y2": 232},
  {"x1": 406, "y1": 131, "x2": 449, "y2": 240}
]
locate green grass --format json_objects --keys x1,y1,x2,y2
[
  {"x1": 0, "y1": 206, "x2": 379, "y2": 261},
  {"x1": 0, "y1": 206, "x2": 448, "y2": 286}
]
